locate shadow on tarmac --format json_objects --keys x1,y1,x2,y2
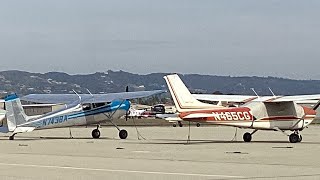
[
  {"x1": 0, "y1": 135, "x2": 114, "y2": 141},
  {"x1": 125, "y1": 138, "x2": 320, "y2": 145},
  {"x1": 1, "y1": 136, "x2": 320, "y2": 145}
]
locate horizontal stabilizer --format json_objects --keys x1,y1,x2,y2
[
  {"x1": 165, "y1": 117, "x2": 183, "y2": 122},
  {"x1": 182, "y1": 113, "x2": 219, "y2": 119}
]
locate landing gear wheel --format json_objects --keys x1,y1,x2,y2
[
  {"x1": 289, "y1": 133, "x2": 299, "y2": 143},
  {"x1": 178, "y1": 122, "x2": 183, "y2": 127},
  {"x1": 173, "y1": 124, "x2": 177, "y2": 127},
  {"x1": 119, "y1": 129, "x2": 128, "y2": 139},
  {"x1": 9, "y1": 136, "x2": 14, "y2": 140},
  {"x1": 298, "y1": 135, "x2": 302, "y2": 142},
  {"x1": 9, "y1": 133, "x2": 16, "y2": 140},
  {"x1": 243, "y1": 132, "x2": 252, "y2": 142},
  {"x1": 91, "y1": 129, "x2": 101, "y2": 139},
  {"x1": 196, "y1": 123, "x2": 201, "y2": 127}
]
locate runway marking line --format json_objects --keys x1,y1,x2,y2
[
  {"x1": 0, "y1": 162, "x2": 244, "y2": 178},
  {"x1": 132, "y1": 150, "x2": 151, "y2": 153}
]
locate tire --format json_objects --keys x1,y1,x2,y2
[
  {"x1": 92, "y1": 129, "x2": 101, "y2": 139},
  {"x1": 173, "y1": 124, "x2": 177, "y2": 127},
  {"x1": 119, "y1": 129, "x2": 128, "y2": 139},
  {"x1": 243, "y1": 132, "x2": 252, "y2": 142},
  {"x1": 196, "y1": 123, "x2": 201, "y2": 127},
  {"x1": 289, "y1": 133, "x2": 299, "y2": 143}
]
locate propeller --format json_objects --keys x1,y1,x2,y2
[{"x1": 125, "y1": 86, "x2": 129, "y2": 121}]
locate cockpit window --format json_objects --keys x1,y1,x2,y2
[
  {"x1": 82, "y1": 104, "x2": 91, "y2": 111},
  {"x1": 92, "y1": 103, "x2": 106, "y2": 108}
]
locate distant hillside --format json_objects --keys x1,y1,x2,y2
[{"x1": 1, "y1": 70, "x2": 320, "y2": 96}]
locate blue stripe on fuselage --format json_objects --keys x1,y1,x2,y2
[{"x1": 67, "y1": 100, "x2": 130, "y2": 120}]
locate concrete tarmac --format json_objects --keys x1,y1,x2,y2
[{"x1": 1, "y1": 125, "x2": 320, "y2": 180}]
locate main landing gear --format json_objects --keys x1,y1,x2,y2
[
  {"x1": 91, "y1": 123, "x2": 128, "y2": 139},
  {"x1": 243, "y1": 130, "x2": 258, "y2": 142},
  {"x1": 92, "y1": 125, "x2": 101, "y2": 139},
  {"x1": 173, "y1": 121, "x2": 183, "y2": 127},
  {"x1": 289, "y1": 131, "x2": 302, "y2": 143},
  {"x1": 242, "y1": 129, "x2": 303, "y2": 143}
]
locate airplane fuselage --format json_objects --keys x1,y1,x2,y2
[
  {"x1": 18, "y1": 100, "x2": 130, "y2": 130},
  {"x1": 179, "y1": 104, "x2": 316, "y2": 131}
]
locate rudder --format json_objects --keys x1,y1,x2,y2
[
  {"x1": 4, "y1": 94, "x2": 29, "y2": 131},
  {"x1": 164, "y1": 74, "x2": 223, "y2": 112}
]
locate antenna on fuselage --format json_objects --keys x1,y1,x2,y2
[
  {"x1": 268, "y1": 87, "x2": 276, "y2": 96},
  {"x1": 86, "y1": 89, "x2": 93, "y2": 97},
  {"x1": 72, "y1": 89, "x2": 82, "y2": 103},
  {"x1": 86, "y1": 89, "x2": 95, "y2": 100},
  {"x1": 250, "y1": 88, "x2": 260, "y2": 99}
]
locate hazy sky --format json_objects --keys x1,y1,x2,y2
[{"x1": 0, "y1": 0, "x2": 320, "y2": 79}]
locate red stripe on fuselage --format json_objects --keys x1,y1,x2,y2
[{"x1": 243, "y1": 97, "x2": 258, "y2": 103}]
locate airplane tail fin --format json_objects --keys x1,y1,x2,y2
[
  {"x1": 164, "y1": 74, "x2": 223, "y2": 112},
  {"x1": 4, "y1": 94, "x2": 29, "y2": 131}
]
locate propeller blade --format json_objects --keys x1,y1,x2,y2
[
  {"x1": 126, "y1": 110, "x2": 129, "y2": 121},
  {"x1": 126, "y1": 85, "x2": 129, "y2": 121}
]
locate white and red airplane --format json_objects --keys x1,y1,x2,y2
[{"x1": 164, "y1": 74, "x2": 320, "y2": 143}]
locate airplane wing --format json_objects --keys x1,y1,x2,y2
[
  {"x1": 21, "y1": 90, "x2": 165, "y2": 104},
  {"x1": 193, "y1": 94, "x2": 259, "y2": 103},
  {"x1": 193, "y1": 94, "x2": 320, "y2": 103},
  {"x1": 266, "y1": 95, "x2": 320, "y2": 102}
]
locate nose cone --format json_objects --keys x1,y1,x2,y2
[
  {"x1": 124, "y1": 100, "x2": 131, "y2": 111},
  {"x1": 111, "y1": 100, "x2": 131, "y2": 111}
]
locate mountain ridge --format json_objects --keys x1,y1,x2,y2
[{"x1": 0, "y1": 70, "x2": 320, "y2": 96}]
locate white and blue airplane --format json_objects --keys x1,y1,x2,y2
[{"x1": 0, "y1": 90, "x2": 164, "y2": 140}]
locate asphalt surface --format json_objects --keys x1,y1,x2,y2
[{"x1": 1, "y1": 125, "x2": 320, "y2": 180}]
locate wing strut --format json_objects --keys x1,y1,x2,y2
[{"x1": 313, "y1": 100, "x2": 320, "y2": 110}]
